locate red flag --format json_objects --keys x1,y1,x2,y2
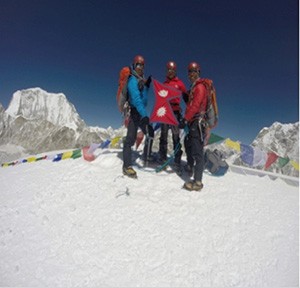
[
  {"x1": 150, "y1": 79, "x2": 182, "y2": 125},
  {"x1": 264, "y1": 152, "x2": 279, "y2": 169}
]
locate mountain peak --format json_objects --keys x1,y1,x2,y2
[
  {"x1": 6, "y1": 87, "x2": 85, "y2": 130},
  {"x1": 253, "y1": 122, "x2": 299, "y2": 156}
]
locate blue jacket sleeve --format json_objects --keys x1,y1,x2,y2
[{"x1": 127, "y1": 77, "x2": 148, "y2": 118}]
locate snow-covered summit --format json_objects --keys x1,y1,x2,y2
[
  {"x1": 6, "y1": 88, "x2": 85, "y2": 130},
  {"x1": 0, "y1": 88, "x2": 114, "y2": 159},
  {"x1": 252, "y1": 122, "x2": 299, "y2": 165},
  {"x1": 0, "y1": 149, "x2": 298, "y2": 287}
]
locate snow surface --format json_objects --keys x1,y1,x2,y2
[{"x1": 0, "y1": 149, "x2": 298, "y2": 287}]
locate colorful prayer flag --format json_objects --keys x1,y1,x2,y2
[
  {"x1": 290, "y1": 160, "x2": 299, "y2": 171},
  {"x1": 225, "y1": 139, "x2": 241, "y2": 152},
  {"x1": 62, "y1": 151, "x2": 73, "y2": 160},
  {"x1": 278, "y1": 157, "x2": 290, "y2": 168},
  {"x1": 265, "y1": 152, "x2": 279, "y2": 169},
  {"x1": 110, "y1": 137, "x2": 121, "y2": 148},
  {"x1": 252, "y1": 147, "x2": 267, "y2": 167},
  {"x1": 240, "y1": 144, "x2": 254, "y2": 166},
  {"x1": 71, "y1": 149, "x2": 82, "y2": 159},
  {"x1": 207, "y1": 133, "x2": 225, "y2": 145}
]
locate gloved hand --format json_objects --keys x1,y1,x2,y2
[
  {"x1": 145, "y1": 75, "x2": 152, "y2": 88},
  {"x1": 138, "y1": 79, "x2": 144, "y2": 91},
  {"x1": 178, "y1": 118, "x2": 187, "y2": 129},
  {"x1": 182, "y1": 92, "x2": 189, "y2": 104},
  {"x1": 177, "y1": 112, "x2": 183, "y2": 123},
  {"x1": 141, "y1": 116, "x2": 150, "y2": 127}
]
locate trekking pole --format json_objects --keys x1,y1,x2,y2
[
  {"x1": 144, "y1": 124, "x2": 153, "y2": 167},
  {"x1": 145, "y1": 125, "x2": 149, "y2": 167}
]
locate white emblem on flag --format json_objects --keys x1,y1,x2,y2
[
  {"x1": 157, "y1": 107, "x2": 166, "y2": 117},
  {"x1": 158, "y1": 90, "x2": 168, "y2": 97}
]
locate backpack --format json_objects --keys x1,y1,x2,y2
[
  {"x1": 204, "y1": 149, "x2": 228, "y2": 176},
  {"x1": 117, "y1": 66, "x2": 131, "y2": 113},
  {"x1": 197, "y1": 78, "x2": 218, "y2": 129}
]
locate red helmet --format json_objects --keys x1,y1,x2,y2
[
  {"x1": 166, "y1": 61, "x2": 177, "y2": 70},
  {"x1": 133, "y1": 55, "x2": 145, "y2": 66},
  {"x1": 188, "y1": 62, "x2": 200, "y2": 73}
]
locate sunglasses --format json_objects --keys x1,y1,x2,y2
[
  {"x1": 188, "y1": 69, "x2": 198, "y2": 73},
  {"x1": 135, "y1": 63, "x2": 144, "y2": 68}
]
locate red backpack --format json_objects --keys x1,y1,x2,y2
[
  {"x1": 116, "y1": 66, "x2": 131, "y2": 113},
  {"x1": 197, "y1": 78, "x2": 219, "y2": 129}
]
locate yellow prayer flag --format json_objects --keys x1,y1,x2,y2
[
  {"x1": 27, "y1": 157, "x2": 37, "y2": 163},
  {"x1": 225, "y1": 138, "x2": 241, "y2": 152},
  {"x1": 62, "y1": 151, "x2": 73, "y2": 160},
  {"x1": 290, "y1": 160, "x2": 299, "y2": 171},
  {"x1": 111, "y1": 136, "x2": 121, "y2": 148}
]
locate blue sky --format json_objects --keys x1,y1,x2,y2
[{"x1": 0, "y1": 0, "x2": 298, "y2": 144}]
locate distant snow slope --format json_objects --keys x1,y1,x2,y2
[{"x1": 0, "y1": 149, "x2": 298, "y2": 287}]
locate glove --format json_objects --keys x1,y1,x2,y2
[
  {"x1": 145, "y1": 75, "x2": 152, "y2": 88},
  {"x1": 178, "y1": 118, "x2": 187, "y2": 129},
  {"x1": 182, "y1": 92, "x2": 189, "y2": 104},
  {"x1": 177, "y1": 112, "x2": 183, "y2": 123},
  {"x1": 141, "y1": 116, "x2": 150, "y2": 127},
  {"x1": 138, "y1": 79, "x2": 144, "y2": 91}
]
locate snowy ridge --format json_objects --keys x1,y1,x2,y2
[
  {"x1": 0, "y1": 88, "x2": 126, "y2": 159},
  {"x1": 252, "y1": 121, "x2": 299, "y2": 160},
  {"x1": 6, "y1": 88, "x2": 85, "y2": 130},
  {"x1": 251, "y1": 122, "x2": 299, "y2": 177},
  {"x1": 0, "y1": 149, "x2": 298, "y2": 286},
  {"x1": 229, "y1": 164, "x2": 299, "y2": 187}
]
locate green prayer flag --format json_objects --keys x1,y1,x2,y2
[
  {"x1": 71, "y1": 149, "x2": 82, "y2": 159},
  {"x1": 208, "y1": 133, "x2": 225, "y2": 145},
  {"x1": 278, "y1": 157, "x2": 289, "y2": 168}
]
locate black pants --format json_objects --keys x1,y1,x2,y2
[
  {"x1": 159, "y1": 111, "x2": 183, "y2": 165},
  {"x1": 123, "y1": 109, "x2": 154, "y2": 168},
  {"x1": 184, "y1": 135, "x2": 194, "y2": 168},
  {"x1": 184, "y1": 120, "x2": 205, "y2": 182}
]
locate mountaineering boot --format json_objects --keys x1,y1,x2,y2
[
  {"x1": 123, "y1": 166, "x2": 137, "y2": 178},
  {"x1": 183, "y1": 180, "x2": 203, "y2": 191}
]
